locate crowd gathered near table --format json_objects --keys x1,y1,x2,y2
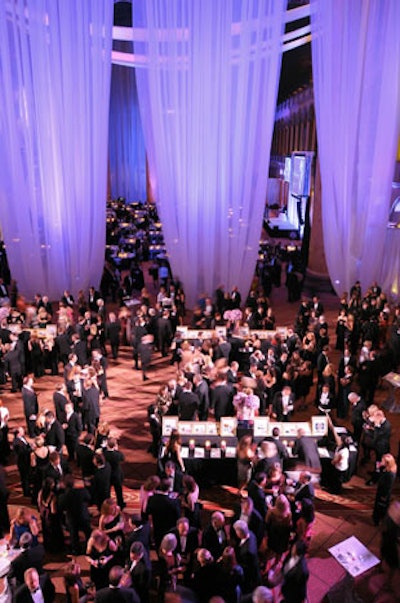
[{"x1": 0, "y1": 204, "x2": 399, "y2": 602}]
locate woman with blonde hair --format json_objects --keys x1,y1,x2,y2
[
  {"x1": 265, "y1": 494, "x2": 292, "y2": 567},
  {"x1": 86, "y1": 529, "x2": 117, "y2": 590},
  {"x1": 373, "y1": 453, "x2": 398, "y2": 526}
]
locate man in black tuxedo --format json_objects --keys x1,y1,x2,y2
[
  {"x1": 72, "y1": 333, "x2": 88, "y2": 368},
  {"x1": 63, "y1": 352, "x2": 78, "y2": 397},
  {"x1": 104, "y1": 437, "x2": 125, "y2": 509},
  {"x1": 63, "y1": 402, "x2": 82, "y2": 462},
  {"x1": 271, "y1": 385, "x2": 295, "y2": 422},
  {"x1": 43, "y1": 451, "x2": 70, "y2": 488},
  {"x1": 44, "y1": 410, "x2": 65, "y2": 453},
  {"x1": 91, "y1": 451, "x2": 112, "y2": 510},
  {"x1": 76, "y1": 433, "x2": 95, "y2": 478},
  {"x1": 193, "y1": 372, "x2": 210, "y2": 421},
  {"x1": 201, "y1": 511, "x2": 228, "y2": 560},
  {"x1": 178, "y1": 381, "x2": 199, "y2": 421},
  {"x1": 161, "y1": 461, "x2": 184, "y2": 495},
  {"x1": 88, "y1": 286, "x2": 101, "y2": 314},
  {"x1": 292, "y1": 429, "x2": 321, "y2": 471},
  {"x1": 53, "y1": 383, "x2": 69, "y2": 423},
  {"x1": 233, "y1": 520, "x2": 261, "y2": 593},
  {"x1": 349, "y1": 392, "x2": 367, "y2": 443},
  {"x1": 146, "y1": 478, "x2": 181, "y2": 549},
  {"x1": 95, "y1": 565, "x2": 140, "y2": 603},
  {"x1": 211, "y1": 371, "x2": 234, "y2": 421},
  {"x1": 226, "y1": 360, "x2": 239, "y2": 386},
  {"x1": 21, "y1": 376, "x2": 38, "y2": 437},
  {"x1": 169, "y1": 517, "x2": 199, "y2": 584},
  {"x1": 14, "y1": 568, "x2": 55, "y2": 603},
  {"x1": 58, "y1": 475, "x2": 92, "y2": 555},
  {"x1": 126, "y1": 542, "x2": 152, "y2": 603},
  {"x1": 105, "y1": 312, "x2": 121, "y2": 360},
  {"x1": 247, "y1": 472, "x2": 268, "y2": 519},
  {"x1": 125, "y1": 515, "x2": 151, "y2": 556},
  {"x1": 157, "y1": 309, "x2": 173, "y2": 357},
  {"x1": 291, "y1": 471, "x2": 315, "y2": 505},
  {"x1": 8, "y1": 532, "x2": 45, "y2": 587},
  {"x1": 55, "y1": 327, "x2": 71, "y2": 367},
  {"x1": 13, "y1": 427, "x2": 32, "y2": 497}
]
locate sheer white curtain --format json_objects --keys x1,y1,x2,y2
[
  {"x1": 0, "y1": 0, "x2": 112, "y2": 301},
  {"x1": 133, "y1": 0, "x2": 286, "y2": 306},
  {"x1": 311, "y1": 0, "x2": 400, "y2": 297}
]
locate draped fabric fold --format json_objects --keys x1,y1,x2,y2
[
  {"x1": 132, "y1": 0, "x2": 286, "y2": 306},
  {"x1": 310, "y1": 0, "x2": 400, "y2": 297},
  {"x1": 109, "y1": 46, "x2": 147, "y2": 203},
  {"x1": 0, "y1": 0, "x2": 112, "y2": 300}
]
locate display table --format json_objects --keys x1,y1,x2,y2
[
  {"x1": 0, "y1": 543, "x2": 22, "y2": 577},
  {"x1": 328, "y1": 536, "x2": 380, "y2": 577}
]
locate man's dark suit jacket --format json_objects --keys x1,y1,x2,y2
[
  {"x1": 292, "y1": 436, "x2": 321, "y2": 471},
  {"x1": 91, "y1": 462, "x2": 112, "y2": 508},
  {"x1": 22, "y1": 387, "x2": 38, "y2": 421},
  {"x1": 95, "y1": 586, "x2": 140, "y2": 603},
  {"x1": 14, "y1": 572, "x2": 55, "y2": 603},
  {"x1": 201, "y1": 523, "x2": 228, "y2": 560},
  {"x1": 64, "y1": 412, "x2": 82, "y2": 442},
  {"x1": 247, "y1": 480, "x2": 268, "y2": 518},
  {"x1": 45, "y1": 420, "x2": 65, "y2": 451},
  {"x1": 160, "y1": 468, "x2": 183, "y2": 495},
  {"x1": 76, "y1": 443, "x2": 95, "y2": 477},
  {"x1": 231, "y1": 507, "x2": 265, "y2": 547},
  {"x1": 235, "y1": 531, "x2": 261, "y2": 593},
  {"x1": 271, "y1": 391, "x2": 295, "y2": 421},
  {"x1": 177, "y1": 390, "x2": 199, "y2": 421},
  {"x1": 43, "y1": 458, "x2": 70, "y2": 484},
  {"x1": 146, "y1": 492, "x2": 181, "y2": 548},
  {"x1": 211, "y1": 383, "x2": 234, "y2": 421},
  {"x1": 13, "y1": 437, "x2": 31, "y2": 472},
  {"x1": 53, "y1": 391, "x2": 68, "y2": 423},
  {"x1": 8, "y1": 544, "x2": 45, "y2": 585},
  {"x1": 169, "y1": 526, "x2": 199, "y2": 557}
]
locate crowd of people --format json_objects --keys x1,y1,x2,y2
[{"x1": 0, "y1": 254, "x2": 399, "y2": 603}]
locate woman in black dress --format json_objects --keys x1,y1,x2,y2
[
  {"x1": 373, "y1": 453, "x2": 397, "y2": 526},
  {"x1": 86, "y1": 529, "x2": 117, "y2": 590},
  {"x1": 38, "y1": 477, "x2": 64, "y2": 553},
  {"x1": 99, "y1": 497, "x2": 125, "y2": 562}
]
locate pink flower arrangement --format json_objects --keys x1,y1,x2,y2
[{"x1": 223, "y1": 309, "x2": 243, "y2": 322}]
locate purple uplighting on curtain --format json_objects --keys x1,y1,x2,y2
[
  {"x1": 132, "y1": 0, "x2": 286, "y2": 306},
  {"x1": 109, "y1": 49, "x2": 147, "y2": 203},
  {"x1": 311, "y1": 0, "x2": 400, "y2": 297},
  {"x1": 0, "y1": 0, "x2": 113, "y2": 301}
]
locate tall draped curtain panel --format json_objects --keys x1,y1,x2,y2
[
  {"x1": 109, "y1": 48, "x2": 147, "y2": 203},
  {"x1": 132, "y1": 0, "x2": 286, "y2": 306},
  {"x1": 0, "y1": 0, "x2": 112, "y2": 301},
  {"x1": 311, "y1": 0, "x2": 400, "y2": 298}
]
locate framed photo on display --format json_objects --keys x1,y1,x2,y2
[
  {"x1": 162, "y1": 416, "x2": 179, "y2": 436},
  {"x1": 311, "y1": 415, "x2": 328, "y2": 437},
  {"x1": 253, "y1": 417, "x2": 269, "y2": 438},
  {"x1": 220, "y1": 417, "x2": 237, "y2": 437}
]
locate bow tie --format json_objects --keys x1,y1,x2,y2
[{"x1": 31, "y1": 588, "x2": 40, "y2": 594}]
